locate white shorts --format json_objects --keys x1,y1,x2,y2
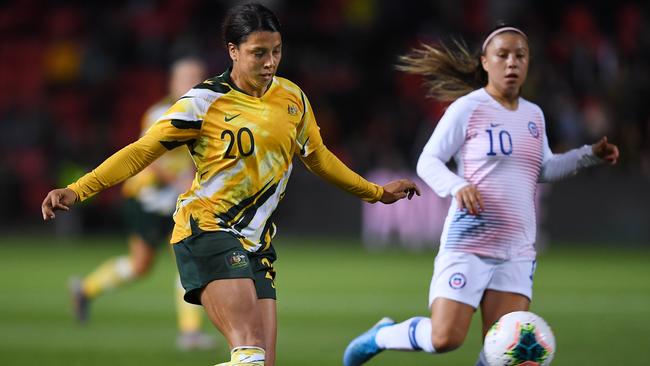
[{"x1": 428, "y1": 251, "x2": 536, "y2": 309}]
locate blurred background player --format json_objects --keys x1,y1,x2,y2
[
  {"x1": 343, "y1": 24, "x2": 619, "y2": 366},
  {"x1": 69, "y1": 57, "x2": 216, "y2": 351}
]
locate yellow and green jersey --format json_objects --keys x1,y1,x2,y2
[
  {"x1": 121, "y1": 97, "x2": 195, "y2": 215},
  {"x1": 68, "y1": 68, "x2": 383, "y2": 251}
]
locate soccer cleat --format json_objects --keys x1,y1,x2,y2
[
  {"x1": 68, "y1": 276, "x2": 90, "y2": 324},
  {"x1": 176, "y1": 331, "x2": 217, "y2": 351},
  {"x1": 343, "y1": 317, "x2": 395, "y2": 366},
  {"x1": 214, "y1": 346, "x2": 265, "y2": 365}
]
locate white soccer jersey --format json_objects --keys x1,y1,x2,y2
[{"x1": 417, "y1": 88, "x2": 601, "y2": 260}]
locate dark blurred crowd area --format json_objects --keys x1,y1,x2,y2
[{"x1": 1, "y1": 0, "x2": 649, "y2": 228}]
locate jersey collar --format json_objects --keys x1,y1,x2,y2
[{"x1": 222, "y1": 67, "x2": 276, "y2": 99}]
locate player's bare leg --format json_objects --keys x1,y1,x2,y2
[
  {"x1": 429, "y1": 297, "x2": 475, "y2": 352},
  {"x1": 128, "y1": 235, "x2": 156, "y2": 277},
  {"x1": 480, "y1": 290, "x2": 530, "y2": 337},
  {"x1": 257, "y1": 299, "x2": 277, "y2": 366},
  {"x1": 201, "y1": 278, "x2": 265, "y2": 365},
  {"x1": 69, "y1": 235, "x2": 153, "y2": 323},
  {"x1": 474, "y1": 290, "x2": 530, "y2": 366}
]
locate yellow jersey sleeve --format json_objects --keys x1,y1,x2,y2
[
  {"x1": 67, "y1": 133, "x2": 167, "y2": 201},
  {"x1": 300, "y1": 144, "x2": 383, "y2": 203},
  {"x1": 296, "y1": 93, "x2": 383, "y2": 203}
]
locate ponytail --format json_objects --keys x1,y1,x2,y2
[{"x1": 396, "y1": 39, "x2": 486, "y2": 102}]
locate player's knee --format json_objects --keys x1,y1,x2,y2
[
  {"x1": 131, "y1": 252, "x2": 155, "y2": 277},
  {"x1": 431, "y1": 330, "x2": 465, "y2": 353},
  {"x1": 131, "y1": 258, "x2": 152, "y2": 277}
]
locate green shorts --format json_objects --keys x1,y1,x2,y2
[
  {"x1": 173, "y1": 230, "x2": 277, "y2": 305},
  {"x1": 123, "y1": 198, "x2": 174, "y2": 248}
]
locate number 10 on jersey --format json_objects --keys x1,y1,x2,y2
[{"x1": 486, "y1": 128, "x2": 513, "y2": 156}]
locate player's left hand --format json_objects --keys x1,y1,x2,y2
[
  {"x1": 591, "y1": 136, "x2": 619, "y2": 165},
  {"x1": 380, "y1": 179, "x2": 421, "y2": 204}
]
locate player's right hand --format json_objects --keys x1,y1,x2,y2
[
  {"x1": 455, "y1": 184, "x2": 484, "y2": 215},
  {"x1": 41, "y1": 188, "x2": 78, "y2": 221}
]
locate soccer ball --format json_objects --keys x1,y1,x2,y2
[{"x1": 484, "y1": 311, "x2": 556, "y2": 366}]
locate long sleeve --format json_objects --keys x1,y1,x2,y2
[
  {"x1": 300, "y1": 145, "x2": 383, "y2": 203},
  {"x1": 416, "y1": 100, "x2": 474, "y2": 198},
  {"x1": 67, "y1": 134, "x2": 167, "y2": 201},
  {"x1": 538, "y1": 134, "x2": 602, "y2": 183}
]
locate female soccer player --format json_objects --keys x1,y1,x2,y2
[
  {"x1": 343, "y1": 24, "x2": 619, "y2": 366},
  {"x1": 41, "y1": 3, "x2": 419, "y2": 366}
]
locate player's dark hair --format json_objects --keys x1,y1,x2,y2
[
  {"x1": 481, "y1": 22, "x2": 527, "y2": 55},
  {"x1": 222, "y1": 3, "x2": 282, "y2": 47},
  {"x1": 396, "y1": 22, "x2": 527, "y2": 102}
]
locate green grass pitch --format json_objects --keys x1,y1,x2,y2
[{"x1": 0, "y1": 236, "x2": 648, "y2": 365}]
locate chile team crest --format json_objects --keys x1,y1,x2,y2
[
  {"x1": 528, "y1": 121, "x2": 539, "y2": 138},
  {"x1": 449, "y1": 272, "x2": 467, "y2": 289}
]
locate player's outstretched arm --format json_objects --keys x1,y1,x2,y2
[
  {"x1": 539, "y1": 134, "x2": 620, "y2": 183},
  {"x1": 300, "y1": 145, "x2": 420, "y2": 203},
  {"x1": 379, "y1": 179, "x2": 421, "y2": 204},
  {"x1": 591, "y1": 136, "x2": 619, "y2": 165},
  {"x1": 41, "y1": 133, "x2": 168, "y2": 222},
  {"x1": 42, "y1": 188, "x2": 78, "y2": 220}
]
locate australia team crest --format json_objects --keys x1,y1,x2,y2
[{"x1": 226, "y1": 251, "x2": 249, "y2": 269}]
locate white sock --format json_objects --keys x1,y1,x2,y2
[
  {"x1": 375, "y1": 317, "x2": 435, "y2": 353},
  {"x1": 228, "y1": 346, "x2": 265, "y2": 365},
  {"x1": 114, "y1": 256, "x2": 135, "y2": 279}
]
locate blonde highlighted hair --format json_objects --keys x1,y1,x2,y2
[{"x1": 396, "y1": 39, "x2": 486, "y2": 102}]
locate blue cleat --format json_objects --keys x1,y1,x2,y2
[
  {"x1": 68, "y1": 277, "x2": 90, "y2": 324},
  {"x1": 343, "y1": 317, "x2": 395, "y2": 366}
]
